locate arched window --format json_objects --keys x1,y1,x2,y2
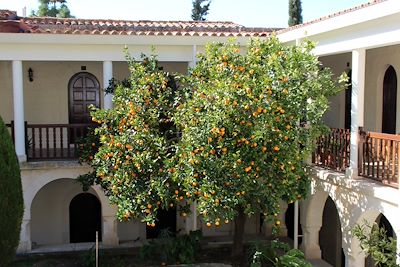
[{"x1": 382, "y1": 66, "x2": 397, "y2": 134}]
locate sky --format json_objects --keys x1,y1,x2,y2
[{"x1": 1, "y1": 0, "x2": 371, "y2": 28}]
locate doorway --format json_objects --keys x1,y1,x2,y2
[
  {"x1": 319, "y1": 197, "x2": 344, "y2": 267},
  {"x1": 69, "y1": 193, "x2": 102, "y2": 243}
]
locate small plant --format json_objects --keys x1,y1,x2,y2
[
  {"x1": 352, "y1": 221, "x2": 399, "y2": 267},
  {"x1": 139, "y1": 230, "x2": 202, "y2": 265},
  {"x1": 81, "y1": 246, "x2": 96, "y2": 267},
  {"x1": 249, "y1": 240, "x2": 311, "y2": 267}
]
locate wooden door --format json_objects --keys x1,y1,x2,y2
[
  {"x1": 382, "y1": 66, "x2": 397, "y2": 134},
  {"x1": 68, "y1": 72, "x2": 100, "y2": 124}
]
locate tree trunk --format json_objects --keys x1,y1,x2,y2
[{"x1": 232, "y1": 206, "x2": 247, "y2": 263}]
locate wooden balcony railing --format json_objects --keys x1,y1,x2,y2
[
  {"x1": 312, "y1": 128, "x2": 350, "y2": 172},
  {"x1": 25, "y1": 123, "x2": 93, "y2": 161},
  {"x1": 359, "y1": 128, "x2": 400, "y2": 187},
  {"x1": 6, "y1": 122, "x2": 92, "y2": 161}
]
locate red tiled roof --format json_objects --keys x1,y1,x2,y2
[
  {"x1": 0, "y1": 1, "x2": 388, "y2": 36},
  {"x1": 277, "y1": 0, "x2": 387, "y2": 34},
  {"x1": 0, "y1": 9, "x2": 16, "y2": 19},
  {"x1": 19, "y1": 17, "x2": 278, "y2": 37}
]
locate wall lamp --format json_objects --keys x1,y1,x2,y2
[{"x1": 28, "y1": 67, "x2": 33, "y2": 82}]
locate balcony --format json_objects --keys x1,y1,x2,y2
[
  {"x1": 313, "y1": 127, "x2": 399, "y2": 188},
  {"x1": 6, "y1": 121, "x2": 93, "y2": 161},
  {"x1": 312, "y1": 128, "x2": 350, "y2": 173}
]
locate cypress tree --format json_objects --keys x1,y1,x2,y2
[
  {"x1": 31, "y1": 0, "x2": 74, "y2": 18},
  {"x1": 288, "y1": 0, "x2": 303, "y2": 26},
  {"x1": 191, "y1": 0, "x2": 211, "y2": 21},
  {"x1": 0, "y1": 116, "x2": 24, "y2": 266}
]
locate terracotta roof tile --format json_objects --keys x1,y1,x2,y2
[
  {"x1": 0, "y1": 1, "x2": 387, "y2": 36},
  {"x1": 15, "y1": 17, "x2": 277, "y2": 37}
]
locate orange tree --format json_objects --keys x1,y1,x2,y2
[
  {"x1": 78, "y1": 53, "x2": 191, "y2": 226},
  {"x1": 172, "y1": 36, "x2": 346, "y2": 258}
]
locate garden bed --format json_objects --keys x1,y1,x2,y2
[{"x1": 13, "y1": 245, "x2": 234, "y2": 267}]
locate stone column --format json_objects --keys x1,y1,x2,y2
[
  {"x1": 12, "y1": 60, "x2": 26, "y2": 162},
  {"x1": 279, "y1": 201, "x2": 288, "y2": 237},
  {"x1": 348, "y1": 253, "x2": 365, "y2": 267},
  {"x1": 188, "y1": 45, "x2": 197, "y2": 69},
  {"x1": 17, "y1": 219, "x2": 31, "y2": 253},
  {"x1": 300, "y1": 224, "x2": 322, "y2": 259},
  {"x1": 103, "y1": 61, "x2": 113, "y2": 110},
  {"x1": 102, "y1": 215, "x2": 119, "y2": 246},
  {"x1": 185, "y1": 203, "x2": 199, "y2": 234},
  {"x1": 347, "y1": 49, "x2": 366, "y2": 178}
]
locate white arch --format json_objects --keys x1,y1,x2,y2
[
  {"x1": 302, "y1": 190, "x2": 329, "y2": 229},
  {"x1": 22, "y1": 167, "x2": 115, "y2": 221}
]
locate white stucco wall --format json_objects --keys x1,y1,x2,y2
[
  {"x1": 31, "y1": 178, "x2": 98, "y2": 245},
  {"x1": 1, "y1": 61, "x2": 189, "y2": 125},
  {"x1": 319, "y1": 53, "x2": 352, "y2": 129},
  {"x1": 302, "y1": 168, "x2": 400, "y2": 266},
  {"x1": 0, "y1": 61, "x2": 13, "y2": 123},
  {"x1": 364, "y1": 44, "x2": 400, "y2": 132}
]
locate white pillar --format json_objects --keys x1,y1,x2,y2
[
  {"x1": 184, "y1": 202, "x2": 199, "y2": 233},
  {"x1": 348, "y1": 253, "x2": 365, "y2": 267},
  {"x1": 12, "y1": 60, "x2": 26, "y2": 162},
  {"x1": 103, "y1": 61, "x2": 113, "y2": 110},
  {"x1": 294, "y1": 200, "x2": 299, "y2": 249},
  {"x1": 347, "y1": 49, "x2": 366, "y2": 178},
  {"x1": 300, "y1": 224, "x2": 322, "y2": 259},
  {"x1": 102, "y1": 215, "x2": 119, "y2": 246},
  {"x1": 188, "y1": 45, "x2": 197, "y2": 69},
  {"x1": 17, "y1": 219, "x2": 31, "y2": 252},
  {"x1": 279, "y1": 202, "x2": 288, "y2": 237}
]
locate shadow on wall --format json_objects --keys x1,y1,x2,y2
[{"x1": 303, "y1": 169, "x2": 398, "y2": 266}]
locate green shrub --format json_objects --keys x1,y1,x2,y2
[
  {"x1": 0, "y1": 116, "x2": 24, "y2": 266},
  {"x1": 139, "y1": 230, "x2": 202, "y2": 265},
  {"x1": 352, "y1": 221, "x2": 399, "y2": 267},
  {"x1": 249, "y1": 240, "x2": 311, "y2": 267}
]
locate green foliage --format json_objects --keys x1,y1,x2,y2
[
  {"x1": 288, "y1": 0, "x2": 303, "y2": 26},
  {"x1": 352, "y1": 221, "x2": 399, "y2": 267},
  {"x1": 173, "y1": 36, "x2": 345, "y2": 229},
  {"x1": 250, "y1": 240, "x2": 311, "y2": 267},
  {"x1": 81, "y1": 246, "x2": 96, "y2": 267},
  {"x1": 77, "y1": 37, "x2": 345, "y2": 258},
  {"x1": 0, "y1": 116, "x2": 24, "y2": 267},
  {"x1": 31, "y1": 0, "x2": 74, "y2": 18},
  {"x1": 84, "y1": 52, "x2": 190, "y2": 225},
  {"x1": 76, "y1": 127, "x2": 100, "y2": 191},
  {"x1": 192, "y1": 0, "x2": 211, "y2": 21},
  {"x1": 139, "y1": 230, "x2": 202, "y2": 264},
  {"x1": 105, "y1": 77, "x2": 131, "y2": 95}
]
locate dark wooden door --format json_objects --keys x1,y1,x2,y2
[
  {"x1": 70, "y1": 193, "x2": 102, "y2": 243},
  {"x1": 68, "y1": 72, "x2": 100, "y2": 124},
  {"x1": 382, "y1": 66, "x2": 397, "y2": 134}
]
